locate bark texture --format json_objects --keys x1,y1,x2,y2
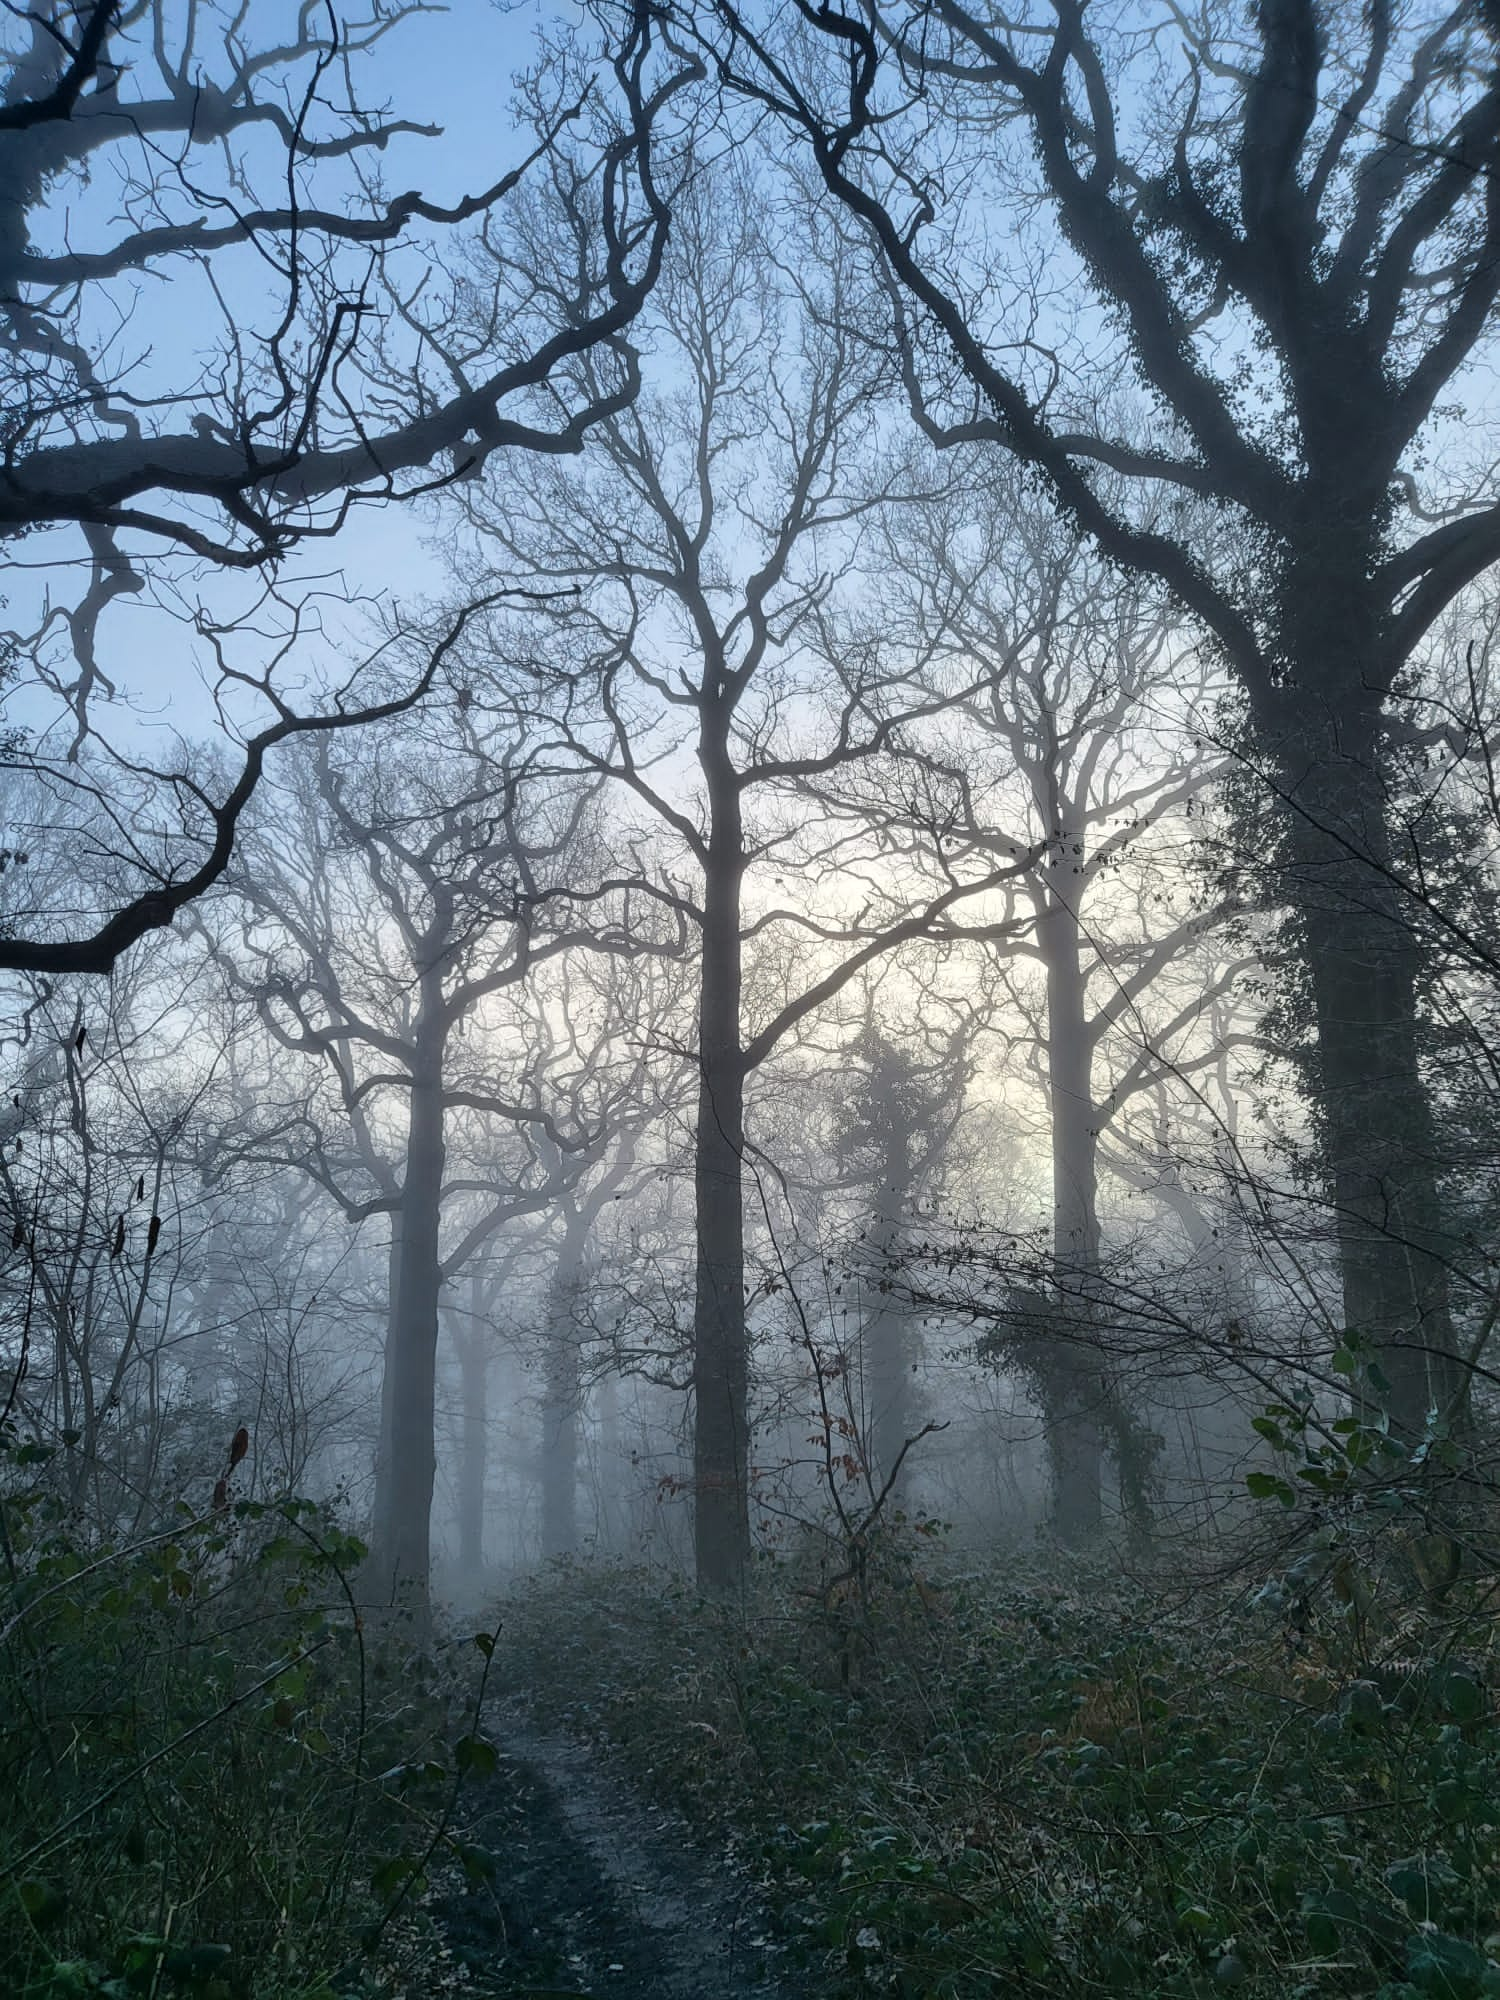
[
  {"x1": 1260, "y1": 624, "x2": 1463, "y2": 1433},
  {"x1": 692, "y1": 754, "x2": 750, "y2": 1591},
  {"x1": 1039, "y1": 896, "x2": 1105, "y2": 1543},
  {"x1": 541, "y1": 1217, "x2": 590, "y2": 1561},
  {"x1": 370, "y1": 995, "x2": 446, "y2": 1614},
  {"x1": 455, "y1": 1270, "x2": 489, "y2": 1577}
]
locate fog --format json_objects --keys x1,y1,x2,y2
[{"x1": 2, "y1": 2, "x2": 1498, "y2": 1996}]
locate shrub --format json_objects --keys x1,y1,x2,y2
[
  {"x1": 498, "y1": 1532, "x2": 1500, "y2": 1999},
  {"x1": 0, "y1": 1426, "x2": 487, "y2": 2000}
]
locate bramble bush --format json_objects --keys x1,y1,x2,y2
[
  {"x1": 0, "y1": 1424, "x2": 501, "y2": 2000},
  {"x1": 499, "y1": 1473, "x2": 1500, "y2": 2000}
]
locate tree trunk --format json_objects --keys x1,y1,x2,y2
[
  {"x1": 455, "y1": 1269, "x2": 488, "y2": 1577},
  {"x1": 1285, "y1": 742, "x2": 1462, "y2": 1431},
  {"x1": 540, "y1": 1216, "x2": 589, "y2": 1560},
  {"x1": 369, "y1": 1213, "x2": 403, "y2": 1563},
  {"x1": 595, "y1": 1369, "x2": 621, "y2": 1551},
  {"x1": 864, "y1": 1134, "x2": 915, "y2": 1505},
  {"x1": 1259, "y1": 605, "x2": 1464, "y2": 1436},
  {"x1": 183, "y1": 1218, "x2": 232, "y2": 1408},
  {"x1": 864, "y1": 1292, "x2": 911, "y2": 1503},
  {"x1": 1038, "y1": 896, "x2": 1105, "y2": 1543},
  {"x1": 692, "y1": 734, "x2": 750, "y2": 1591},
  {"x1": 370, "y1": 998, "x2": 446, "y2": 1618}
]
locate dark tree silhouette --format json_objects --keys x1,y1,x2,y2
[
  {"x1": 0, "y1": 0, "x2": 695, "y2": 974},
  {"x1": 698, "y1": 0, "x2": 1500, "y2": 1436},
  {"x1": 455, "y1": 165, "x2": 1039, "y2": 1587}
]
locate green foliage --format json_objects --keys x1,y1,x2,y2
[
  {"x1": 0, "y1": 1429, "x2": 490, "y2": 1998},
  {"x1": 498, "y1": 1534, "x2": 1500, "y2": 1999}
]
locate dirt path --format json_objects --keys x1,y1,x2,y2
[{"x1": 429, "y1": 1707, "x2": 802, "y2": 1999}]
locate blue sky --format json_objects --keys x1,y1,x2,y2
[{"x1": 3, "y1": 2, "x2": 570, "y2": 768}]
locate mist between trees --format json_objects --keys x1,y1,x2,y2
[{"x1": 3, "y1": 1, "x2": 1500, "y2": 1996}]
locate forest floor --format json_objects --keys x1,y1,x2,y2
[
  {"x1": 7, "y1": 1487, "x2": 1497, "y2": 1999},
  {"x1": 424, "y1": 1707, "x2": 799, "y2": 1999},
  {"x1": 458, "y1": 1539, "x2": 1500, "y2": 2000}
]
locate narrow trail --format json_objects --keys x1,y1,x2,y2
[{"x1": 430, "y1": 1707, "x2": 802, "y2": 1999}]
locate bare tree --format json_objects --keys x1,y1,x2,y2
[
  {"x1": 203, "y1": 713, "x2": 676, "y2": 1611},
  {"x1": 0, "y1": 943, "x2": 369, "y2": 1527},
  {"x1": 440, "y1": 1236, "x2": 533, "y2": 1579},
  {"x1": 525, "y1": 946, "x2": 690, "y2": 1559},
  {"x1": 536, "y1": 1139, "x2": 643, "y2": 1560},
  {"x1": 827, "y1": 1001, "x2": 969, "y2": 1506},
  {"x1": 698, "y1": 0, "x2": 1500, "y2": 1437},
  {"x1": 455, "y1": 163, "x2": 1036, "y2": 1588},
  {"x1": 880, "y1": 482, "x2": 1253, "y2": 1535},
  {"x1": 0, "y1": 0, "x2": 696, "y2": 973},
  {"x1": 0, "y1": 972, "x2": 211, "y2": 1522}
]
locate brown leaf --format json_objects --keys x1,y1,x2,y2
[{"x1": 228, "y1": 1426, "x2": 249, "y2": 1469}]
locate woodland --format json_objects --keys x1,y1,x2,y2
[{"x1": 2, "y1": 0, "x2": 1500, "y2": 1995}]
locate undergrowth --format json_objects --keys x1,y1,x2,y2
[
  {"x1": 0, "y1": 1425, "x2": 502, "y2": 2000},
  {"x1": 500, "y1": 1526, "x2": 1500, "y2": 1999}
]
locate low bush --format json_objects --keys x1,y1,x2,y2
[
  {"x1": 0, "y1": 1426, "x2": 495, "y2": 2000},
  {"x1": 499, "y1": 1528, "x2": 1500, "y2": 1999}
]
